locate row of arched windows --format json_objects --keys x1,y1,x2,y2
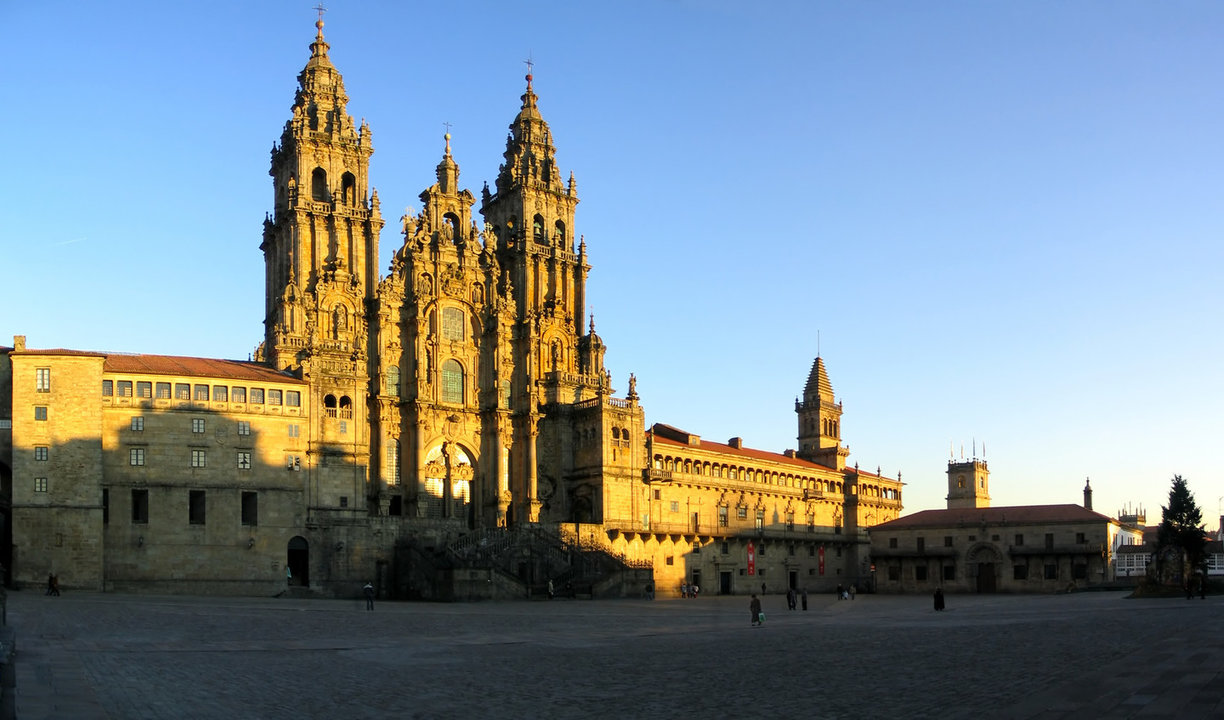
[
  {"x1": 310, "y1": 167, "x2": 358, "y2": 205},
  {"x1": 323, "y1": 394, "x2": 353, "y2": 419},
  {"x1": 651, "y1": 454, "x2": 845, "y2": 495}
]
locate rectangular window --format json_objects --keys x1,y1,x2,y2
[
  {"x1": 1014, "y1": 564, "x2": 1028, "y2": 580},
  {"x1": 718, "y1": 506, "x2": 728, "y2": 527},
  {"x1": 944, "y1": 536, "x2": 953, "y2": 547},
  {"x1": 915, "y1": 565, "x2": 928, "y2": 581},
  {"x1": 288, "y1": 424, "x2": 299, "y2": 438},
  {"x1": 888, "y1": 566, "x2": 900, "y2": 582},
  {"x1": 286, "y1": 390, "x2": 300, "y2": 407},
  {"x1": 721, "y1": 542, "x2": 729, "y2": 555},
  {"x1": 1075, "y1": 532, "x2": 1087, "y2": 544},
  {"x1": 669, "y1": 501, "x2": 680, "y2": 513},
  {"x1": 250, "y1": 388, "x2": 264, "y2": 404},
  {"x1": 943, "y1": 565, "x2": 955, "y2": 581},
  {"x1": 137, "y1": 381, "x2": 152, "y2": 398},
  {"x1": 192, "y1": 418, "x2": 206, "y2": 433},
  {"x1": 241, "y1": 492, "x2": 258, "y2": 526},
  {"x1": 737, "y1": 506, "x2": 747, "y2": 519},
  {"x1": 237, "y1": 420, "x2": 251, "y2": 436},
  {"x1": 339, "y1": 496, "x2": 348, "y2": 508},
  {"x1": 665, "y1": 556, "x2": 674, "y2": 566},
  {"x1": 131, "y1": 416, "x2": 144, "y2": 431},
  {"x1": 1044, "y1": 564, "x2": 1058, "y2": 579},
  {"x1": 132, "y1": 489, "x2": 148, "y2": 524},
  {"x1": 156, "y1": 382, "x2": 171, "y2": 399},
  {"x1": 117, "y1": 380, "x2": 133, "y2": 397},
  {"x1": 191, "y1": 449, "x2": 206, "y2": 468},
  {"x1": 386, "y1": 443, "x2": 400, "y2": 485},
  {"x1": 34, "y1": 406, "x2": 47, "y2": 421},
  {"x1": 889, "y1": 537, "x2": 899, "y2": 549},
  {"x1": 1014, "y1": 534, "x2": 1024, "y2": 546},
  {"x1": 1072, "y1": 564, "x2": 1087, "y2": 580},
  {"x1": 213, "y1": 386, "x2": 228, "y2": 402},
  {"x1": 652, "y1": 489, "x2": 661, "y2": 500},
  {"x1": 267, "y1": 389, "x2": 282, "y2": 405},
  {"x1": 758, "y1": 544, "x2": 767, "y2": 556},
  {"x1": 34, "y1": 477, "x2": 48, "y2": 493},
  {"x1": 231, "y1": 386, "x2": 246, "y2": 403},
  {"x1": 34, "y1": 446, "x2": 48, "y2": 461},
  {"x1": 130, "y1": 448, "x2": 145, "y2": 466},
  {"x1": 175, "y1": 383, "x2": 191, "y2": 400},
  {"x1": 189, "y1": 490, "x2": 206, "y2": 525},
  {"x1": 1045, "y1": 533, "x2": 1054, "y2": 550},
  {"x1": 194, "y1": 385, "x2": 209, "y2": 401},
  {"x1": 237, "y1": 451, "x2": 252, "y2": 470},
  {"x1": 916, "y1": 537, "x2": 925, "y2": 552},
  {"x1": 102, "y1": 488, "x2": 109, "y2": 525},
  {"x1": 102, "y1": 380, "x2": 113, "y2": 396},
  {"x1": 339, "y1": 420, "x2": 347, "y2": 435},
  {"x1": 36, "y1": 367, "x2": 51, "y2": 392},
  {"x1": 441, "y1": 307, "x2": 465, "y2": 341},
  {"x1": 754, "y1": 510, "x2": 764, "y2": 530}
]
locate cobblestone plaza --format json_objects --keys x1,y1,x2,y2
[{"x1": 8, "y1": 590, "x2": 1222, "y2": 719}]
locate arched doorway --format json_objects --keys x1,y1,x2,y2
[
  {"x1": 967, "y1": 543, "x2": 1002, "y2": 593},
  {"x1": 287, "y1": 536, "x2": 309, "y2": 587},
  {"x1": 421, "y1": 442, "x2": 475, "y2": 524}
]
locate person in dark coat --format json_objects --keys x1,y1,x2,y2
[
  {"x1": 363, "y1": 582, "x2": 375, "y2": 611},
  {"x1": 933, "y1": 587, "x2": 945, "y2": 611},
  {"x1": 801, "y1": 588, "x2": 808, "y2": 610},
  {"x1": 750, "y1": 594, "x2": 763, "y2": 626},
  {"x1": 786, "y1": 587, "x2": 796, "y2": 610}
]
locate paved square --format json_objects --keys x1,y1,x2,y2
[{"x1": 6, "y1": 590, "x2": 1221, "y2": 719}]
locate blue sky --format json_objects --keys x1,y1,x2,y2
[{"x1": 3, "y1": 1, "x2": 1221, "y2": 521}]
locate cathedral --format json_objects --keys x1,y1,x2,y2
[{"x1": 0, "y1": 18, "x2": 903, "y2": 599}]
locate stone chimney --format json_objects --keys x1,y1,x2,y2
[
  {"x1": 728, "y1": 437, "x2": 743, "y2": 449},
  {"x1": 1083, "y1": 478, "x2": 1093, "y2": 512},
  {"x1": 13, "y1": 335, "x2": 25, "y2": 351}
]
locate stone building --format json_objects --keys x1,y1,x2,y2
[
  {"x1": 0, "y1": 17, "x2": 901, "y2": 598},
  {"x1": 870, "y1": 462, "x2": 1141, "y2": 593}
]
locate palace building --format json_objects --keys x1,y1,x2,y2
[{"x1": 0, "y1": 18, "x2": 902, "y2": 599}]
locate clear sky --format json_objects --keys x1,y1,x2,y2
[{"x1": 3, "y1": 1, "x2": 1221, "y2": 522}]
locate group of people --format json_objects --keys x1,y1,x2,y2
[
  {"x1": 784, "y1": 587, "x2": 809, "y2": 610},
  {"x1": 835, "y1": 583, "x2": 856, "y2": 600},
  {"x1": 679, "y1": 582, "x2": 700, "y2": 598},
  {"x1": 45, "y1": 573, "x2": 60, "y2": 596}
]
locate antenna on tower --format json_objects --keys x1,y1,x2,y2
[{"x1": 817, "y1": 329, "x2": 821, "y2": 358}]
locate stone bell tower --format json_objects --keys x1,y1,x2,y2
[
  {"x1": 259, "y1": 16, "x2": 383, "y2": 513},
  {"x1": 947, "y1": 459, "x2": 990, "y2": 510},
  {"x1": 479, "y1": 71, "x2": 606, "y2": 524},
  {"x1": 796, "y1": 356, "x2": 849, "y2": 470}
]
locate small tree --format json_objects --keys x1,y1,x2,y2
[{"x1": 1157, "y1": 475, "x2": 1206, "y2": 585}]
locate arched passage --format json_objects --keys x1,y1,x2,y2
[{"x1": 287, "y1": 536, "x2": 309, "y2": 587}]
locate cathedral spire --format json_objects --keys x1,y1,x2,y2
[{"x1": 803, "y1": 356, "x2": 835, "y2": 404}]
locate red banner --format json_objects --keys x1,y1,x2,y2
[
  {"x1": 747, "y1": 541, "x2": 756, "y2": 576},
  {"x1": 818, "y1": 545, "x2": 825, "y2": 575}
]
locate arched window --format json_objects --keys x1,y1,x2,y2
[
  {"x1": 311, "y1": 167, "x2": 328, "y2": 201},
  {"x1": 324, "y1": 394, "x2": 337, "y2": 418},
  {"x1": 533, "y1": 215, "x2": 545, "y2": 242},
  {"x1": 341, "y1": 172, "x2": 356, "y2": 205},
  {"x1": 386, "y1": 366, "x2": 400, "y2": 397},
  {"x1": 554, "y1": 219, "x2": 566, "y2": 244},
  {"x1": 441, "y1": 360, "x2": 464, "y2": 404},
  {"x1": 612, "y1": 427, "x2": 620, "y2": 440},
  {"x1": 339, "y1": 395, "x2": 353, "y2": 419}
]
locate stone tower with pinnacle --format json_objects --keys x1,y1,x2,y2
[
  {"x1": 259, "y1": 16, "x2": 384, "y2": 515},
  {"x1": 796, "y1": 356, "x2": 849, "y2": 470}
]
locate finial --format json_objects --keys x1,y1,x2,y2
[
  {"x1": 524, "y1": 54, "x2": 534, "y2": 85},
  {"x1": 589, "y1": 314, "x2": 595, "y2": 334},
  {"x1": 443, "y1": 122, "x2": 452, "y2": 156},
  {"x1": 314, "y1": 3, "x2": 326, "y2": 35}
]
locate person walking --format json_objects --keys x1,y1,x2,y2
[
  {"x1": 363, "y1": 581, "x2": 375, "y2": 611},
  {"x1": 786, "y1": 587, "x2": 796, "y2": 610},
  {"x1": 933, "y1": 587, "x2": 945, "y2": 611},
  {"x1": 750, "y1": 594, "x2": 763, "y2": 626}
]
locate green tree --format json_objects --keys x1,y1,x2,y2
[{"x1": 1157, "y1": 475, "x2": 1207, "y2": 583}]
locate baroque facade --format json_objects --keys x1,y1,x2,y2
[{"x1": 0, "y1": 18, "x2": 902, "y2": 598}]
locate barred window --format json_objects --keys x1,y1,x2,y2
[
  {"x1": 441, "y1": 308, "x2": 464, "y2": 341},
  {"x1": 441, "y1": 360, "x2": 464, "y2": 403}
]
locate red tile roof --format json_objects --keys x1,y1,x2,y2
[
  {"x1": 103, "y1": 354, "x2": 304, "y2": 384},
  {"x1": 648, "y1": 425, "x2": 896, "y2": 482},
  {"x1": 871, "y1": 504, "x2": 1114, "y2": 530}
]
